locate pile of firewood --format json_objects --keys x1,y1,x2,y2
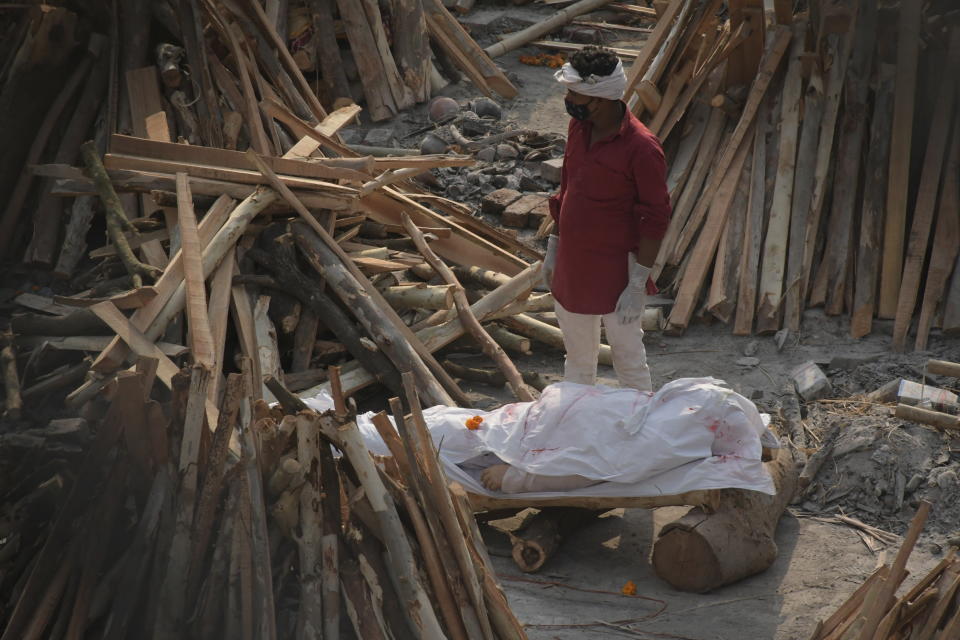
[
  {"x1": 0, "y1": 359, "x2": 527, "y2": 639},
  {"x1": 566, "y1": 0, "x2": 960, "y2": 348},
  {"x1": 808, "y1": 501, "x2": 960, "y2": 639},
  {"x1": 0, "y1": 0, "x2": 519, "y2": 274}
]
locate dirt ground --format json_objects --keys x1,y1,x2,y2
[{"x1": 341, "y1": 3, "x2": 960, "y2": 637}]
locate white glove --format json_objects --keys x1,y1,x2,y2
[
  {"x1": 543, "y1": 234, "x2": 559, "y2": 290},
  {"x1": 615, "y1": 253, "x2": 651, "y2": 325}
]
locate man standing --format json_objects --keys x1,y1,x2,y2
[{"x1": 544, "y1": 46, "x2": 671, "y2": 392}]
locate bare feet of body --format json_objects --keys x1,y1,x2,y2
[{"x1": 480, "y1": 464, "x2": 511, "y2": 491}]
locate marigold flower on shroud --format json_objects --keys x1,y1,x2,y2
[
  {"x1": 621, "y1": 580, "x2": 637, "y2": 596},
  {"x1": 465, "y1": 416, "x2": 484, "y2": 430}
]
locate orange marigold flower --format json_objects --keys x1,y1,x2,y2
[
  {"x1": 621, "y1": 580, "x2": 637, "y2": 596},
  {"x1": 465, "y1": 416, "x2": 484, "y2": 430}
]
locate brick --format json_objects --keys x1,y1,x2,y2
[
  {"x1": 526, "y1": 199, "x2": 551, "y2": 229},
  {"x1": 480, "y1": 188, "x2": 521, "y2": 216},
  {"x1": 501, "y1": 194, "x2": 544, "y2": 227},
  {"x1": 791, "y1": 361, "x2": 832, "y2": 401},
  {"x1": 897, "y1": 380, "x2": 958, "y2": 412},
  {"x1": 540, "y1": 157, "x2": 564, "y2": 184}
]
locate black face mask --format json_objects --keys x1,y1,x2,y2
[{"x1": 564, "y1": 98, "x2": 591, "y2": 121}]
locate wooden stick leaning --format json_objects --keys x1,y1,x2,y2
[
  {"x1": 311, "y1": 411, "x2": 448, "y2": 639},
  {"x1": 402, "y1": 213, "x2": 534, "y2": 402},
  {"x1": 386, "y1": 397, "x2": 471, "y2": 640},
  {"x1": 176, "y1": 173, "x2": 216, "y2": 368},
  {"x1": 854, "y1": 500, "x2": 931, "y2": 640},
  {"x1": 401, "y1": 373, "x2": 495, "y2": 640},
  {"x1": 80, "y1": 141, "x2": 162, "y2": 288}
]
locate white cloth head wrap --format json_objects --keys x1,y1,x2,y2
[{"x1": 554, "y1": 59, "x2": 626, "y2": 100}]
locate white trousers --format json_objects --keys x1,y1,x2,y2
[{"x1": 555, "y1": 301, "x2": 652, "y2": 391}]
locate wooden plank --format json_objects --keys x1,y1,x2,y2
[
  {"x1": 109, "y1": 134, "x2": 374, "y2": 181},
  {"x1": 177, "y1": 173, "x2": 216, "y2": 368},
  {"x1": 773, "y1": 0, "x2": 792, "y2": 25},
  {"x1": 359, "y1": 0, "x2": 414, "y2": 110},
  {"x1": 892, "y1": 28, "x2": 960, "y2": 351},
  {"x1": 706, "y1": 145, "x2": 751, "y2": 323},
  {"x1": 14, "y1": 293, "x2": 76, "y2": 316},
  {"x1": 756, "y1": 21, "x2": 806, "y2": 333},
  {"x1": 726, "y1": 0, "x2": 766, "y2": 88},
  {"x1": 782, "y1": 66, "x2": 825, "y2": 332},
  {"x1": 672, "y1": 27, "x2": 791, "y2": 263},
  {"x1": 878, "y1": 0, "x2": 923, "y2": 318},
  {"x1": 733, "y1": 118, "x2": 769, "y2": 335},
  {"x1": 104, "y1": 154, "x2": 360, "y2": 195},
  {"x1": 915, "y1": 130, "x2": 960, "y2": 349},
  {"x1": 632, "y1": 0, "x2": 697, "y2": 117},
  {"x1": 798, "y1": 27, "x2": 855, "y2": 321},
  {"x1": 253, "y1": 294, "x2": 282, "y2": 401},
  {"x1": 850, "y1": 64, "x2": 896, "y2": 338},
  {"x1": 666, "y1": 127, "x2": 753, "y2": 333},
  {"x1": 658, "y1": 108, "x2": 727, "y2": 272},
  {"x1": 16, "y1": 335, "x2": 187, "y2": 357},
  {"x1": 230, "y1": 260, "x2": 266, "y2": 402},
  {"x1": 206, "y1": 246, "x2": 234, "y2": 404},
  {"x1": 815, "y1": 4, "x2": 877, "y2": 316},
  {"x1": 53, "y1": 286, "x2": 158, "y2": 310}
]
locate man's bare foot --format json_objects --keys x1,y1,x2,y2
[{"x1": 480, "y1": 464, "x2": 511, "y2": 491}]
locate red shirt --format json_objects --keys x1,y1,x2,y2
[{"x1": 548, "y1": 107, "x2": 671, "y2": 314}]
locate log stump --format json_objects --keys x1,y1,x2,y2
[{"x1": 651, "y1": 447, "x2": 798, "y2": 592}]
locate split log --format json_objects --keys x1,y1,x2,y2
[
  {"x1": 850, "y1": 63, "x2": 895, "y2": 338},
  {"x1": 733, "y1": 113, "x2": 769, "y2": 335},
  {"x1": 798, "y1": 29, "x2": 853, "y2": 323},
  {"x1": 915, "y1": 129, "x2": 960, "y2": 350},
  {"x1": 381, "y1": 284, "x2": 455, "y2": 311},
  {"x1": 756, "y1": 21, "x2": 805, "y2": 332},
  {"x1": 651, "y1": 447, "x2": 798, "y2": 592},
  {"x1": 334, "y1": 0, "x2": 397, "y2": 121},
  {"x1": 510, "y1": 507, "x2": 603, "y2": 573},
  {"x1": 878, "y1": 0, "x2": 923, "y2": 318}
]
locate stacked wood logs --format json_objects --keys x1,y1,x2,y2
[
  {"x1": 543, "y1": 0, "x2": 960, "y2": 348},
  {"x1": 807, "y1": 501, "x2": 960, "y2": 640},
  {"x1": 0, "y1": 361, "x2": 528, "y2": 639}
]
